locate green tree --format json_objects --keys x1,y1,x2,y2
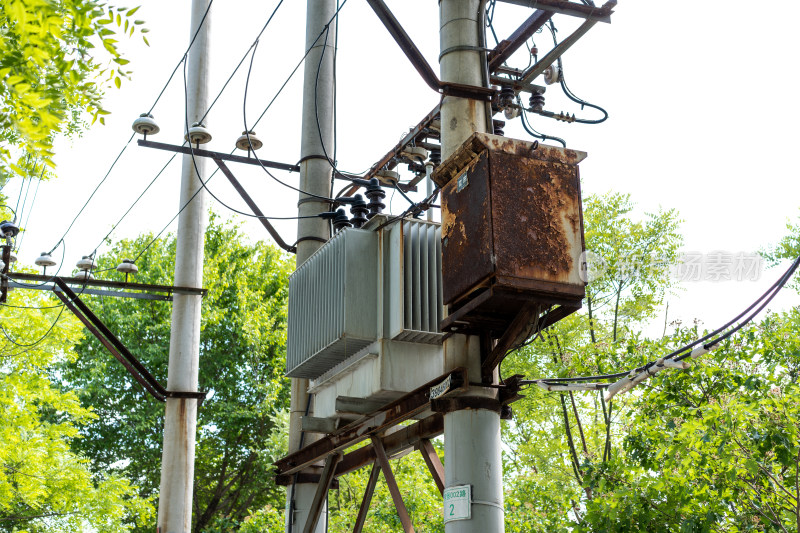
[
  {"x1": 0, "y1": 275, "x2": 153, "y2": 531},
  {"x1": 60, "y1": 215, "x2": 293, "y2": 532},
  {"x1": 0, "y1": 0, "x2": 147, "y2": 183}
]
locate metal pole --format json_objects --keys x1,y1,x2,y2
[
  {"x1": 156, "y1": 0, "x2": 211, "y2": 530},
  {"x1": 439, "y1": 1, "x2": 504, "y2": 532},
  {"x1": 287, "y1": 0, "x2": 336, "y2": 530}
]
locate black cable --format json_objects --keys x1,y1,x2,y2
[
  {"x1": 533, "y1": 254, "x2": 800, "y2": 384},
  {"x1": 129, "y1": 7, "x2": 348, "y2": 263},
  {"x1": 14, "y1": 172, "x2": 42, "y2": 254},
  {"x1": 7, "y1": 240, "x2": 67, "y2": 289},
  {"x1": 15, "y1": 172, "x2": 34, "y2": 226},
  {"x1": 47, "y1": 1, "x2": 215, "y2": 255},
  {"x1": 243, "y1": 40, "x2": 335, "y2": 203},
  {"x1": 521, "y1": 109, "x2": 567, "y2": 147},
  {"x1": 146, "y1": 0, "x2": 214, "y2": 115}
]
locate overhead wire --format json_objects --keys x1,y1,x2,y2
[
  {"x1": 46, "y1": 0, "x2": 215, "y2": 255},
  {"x1": 14, "y1": 172, "x2": 42, "y2": 254},
  {"x1": 128, "y1": 3, "x2": 352, "y2": 263},
  {"x1": 529, "y1": 255, "x2": 800, "y2": 387}
]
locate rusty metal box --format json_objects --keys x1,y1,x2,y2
[{"x1": 432, "y1": 133, "x2": 586, "y2": 333}]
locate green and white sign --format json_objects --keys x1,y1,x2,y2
[{"x1": 443, "y1": 484, "x2": 471, "y2": 522}]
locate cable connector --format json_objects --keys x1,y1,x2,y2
[
  {"x1": 690, "y1": 343, "x2": 720, "y2": 359},
  {"x1": 535, "y1": 381, "x2": 605, "y2": 392}
]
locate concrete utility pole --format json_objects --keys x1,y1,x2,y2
[
  {"x1": 157, "y1": 0, "x2": 211, "y2": 530},
  {"x1": 439, "y1": 1, "x2": 504, "y2": 532},
  {"x1": 287, "y1": 0, "x2": 336, "y2": 531}
]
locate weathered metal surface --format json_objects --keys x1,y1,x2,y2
[
  {"x1": 520, "y1": 18, "x2": 599, "y2": 86},
  {"x1": 435, "y1": 132, "x2": 586, "y2": 336},
  {"x1": 8, "y1": 271, "x2": 207, "y2": 296},
  {"x1": 488, "y1": 9, "x2": 553, "y2": 71},
  {"x1": 274, "y1": 368, "x2": 467, "y2": 477},
  {"x1": 493, "y1": 0, "x2": 615, "y2": 23},
  {"x1": 137, "y1": 139, "x2": 300, "y2": 172},
  {"x1": 0, "y1": 245, "x2": 9, "y2": 303},
  {"x1": 302, "y1": 453, "x2": 341, "y2": 533},
  {"x1": 418, "y1": 439, "x2": 445, "y2": 495},
  {"x1": 371, "y1": 436, "x2": 416, "y2": 532},
  {"x1": 353, "y1": 463, "x2": 380, "y2": 532},
  {"x1": 212, "y1": 158, "x2": 297, "y2": 253}
]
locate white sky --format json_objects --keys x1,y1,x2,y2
[{"x1": 6, "y1": 0, "x2": 800, "y2": 334}]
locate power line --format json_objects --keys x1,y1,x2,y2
[
  {"x1": 529, "y1": 254, "x2": 800, "y2": 389},
  {"x1": 47, "y1": 0, "x2": 215, "y2": 254},
  {"x1": 129, "y1": 11, "x2": 348, "y2": 263}
]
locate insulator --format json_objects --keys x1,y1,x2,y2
[
  {"x1": 35, "y1": 252, "x2": 56, "y2": 268},
  {"x1": 529, "y1": 93, "x2": 545, "y2": 112},
  {"x1": 0, "y1": 220, "x2": 19, "y2": 239},
  {"x1": 428, "y1": 149, "x2": 441, "y2": 166},
  {"x1": 543, "y1": 64, "x2": 560, "y2": 85},
  {"x1": 76, "y1": 255, "x2": 97, "y2": 271},
  {"x1": 375, "y1": 169, "x2": 400, "y2": 187},
  {"x1": 74, "y1": 270, "x2": 95, "y2": 281},
  {"x1": 400, "y1": 146, "x2": 428, "y2": 163},
  {"x1": 132, "y1": 113, "x2": 160, "y2": 136},
  {"x1": 530, "y1": 46, "x2": 538, "y2": 56},
  {"x1": 8, "y1": 251, "x2": 16, "y2": 263},
  {"x1": 364, "y1": 178, "x2": 386, "y2": 218},
  {"x1": 0, "y1": 259, "x2": 4, "y2": 272},
  {"x1": 493, "y1": 119, "x2": 505, "y2": 137},
  {"x1": 116, "y1": 259, "x2": 138, "y2": 275},
  {"x1": 235, "y1": 130, "x2": 263, "y2": 151},
  {"x1": 332, "y1": 208, "x2": 351, "y2": 232},
  {"x1": 349, "y1": 194, "x2": 369, "y2": 228},
  {"x1": 499, "y1": 85, "x2": 516, "y2": 109},
  {"x1": 185, "y1": 122, "x2": 212, "y2": 145}
]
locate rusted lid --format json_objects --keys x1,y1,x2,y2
[{"x1": 431, "y1": 132, "x2": 588, "y2": 188}]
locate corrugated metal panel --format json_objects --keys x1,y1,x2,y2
[
  {"x1": 286, "y1": 229, "x2": 378, "y2": 378},
  {"x1": 390, "y1": 219, "x2": 444, "y2": 344}
]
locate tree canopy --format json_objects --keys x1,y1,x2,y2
[
  {"x1": 60, "y1": 215, "x2": 294, "y2": 532},
  {"x1": 0, "y1": 0, "x2": 147, "y2": 184}
]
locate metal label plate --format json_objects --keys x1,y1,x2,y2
[
  {"x1": 443, "y1": 484, "x2": 471, "y2": 522},
  {"x1": 430, "y1": 375, "x2": 452, "y2": 400}
]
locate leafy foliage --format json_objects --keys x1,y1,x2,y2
[
  {"x1": 60, "y1": 216, "x2": 293, "y2": 532},
  {"x1": 0, "y1": 0, "x2": 147, "y2": 183},
  {"x1": 0, "y1": 275, "x2": 153, "y2": 531}
]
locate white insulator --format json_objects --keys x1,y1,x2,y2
[
  {"x1": 503, "y1": 106, "x2": 520, "y2": 120},
  {"x1": 35, "y1": 252, "x2": 56, "y2": 268},
  {"x1": 0, "y1": 220, "x2": 19, "y2": 238},
  {"x1": 656, "y1": 357, "x2": 690, "y2": 370},
  {"x1": 400, "y1": 146, "x2": 428, "y2": 163},
  {"x1": 235, "y1": 130, "x2": 263, "y2": 151},
  {"x1": 543, "y1": 64, "x2": 560, "y2": 85},
  {"x1": 132, "y1": 113, "x2": 160, "y2": 136},
  {"x1": 690, "y1": 344, "x2": 719, "y2": 359},
  {"x1": 185, "y1": 122, "x2": 212, "y2": 145},
  {"x1": 8, "y1": 251, "x2": 16, "y2": 263},
  {"x1": 0, "y1": 260, "x2": 5, "y2": 272},
  {"x1": 376, "y1": 169, "x2": 400, "y2": 186},
  {"x1": 74, "y1": 270, "x2": 95, "y2": 281},
  {"x1": 116, "y1": 259, "x2": 138, "y2": 275},
  {"x1": 76, "y1": 255, "x2": 97, "y2": 271}
]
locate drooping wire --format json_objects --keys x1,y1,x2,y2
[
  {"x1": 14, "y1": 167, "x2": 44, "y2": 253},
  {"x1": 46, "y1": 0, "x2": 215, "y2": 255},
  {"x1": 127, "y1": 7, "x2": 351, "y2": 263},
  {"x1": 521, "y1": 108, "x2": 567, "y2": 147},
  {"x1": 531, "y1": 255, "x2": 800, "y2": 385}
]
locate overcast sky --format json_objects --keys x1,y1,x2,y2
[{"x1": 6, "y1": 0, "x2": 800, "y2": 335}]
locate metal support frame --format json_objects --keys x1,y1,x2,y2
[
  {"x1": 302, "y1": 453, "x2": 341, "y2": 533},
  {"x1": 488, "y1": 9, "x2": 553, "y2": 71},
  {"x1": 6, "y1": 271, "x2": 206, "y2": 297},
  {"x1": 481, "y1": 302, "x2": 541, "y2": 381},
  {"x1": 51, "y1": 277, "x2": 205, "y2": 403},
  {"x1": 519, "y1": 17, "x2": 601, "y2": 86},
  {"x1": 418, "y1": 439, "x2": 445, "y2": 495},
  {"x1": 211, "y1": 158, "x2": 298, "y2": 253},
  {"x1": 372, "y1": 435, "x2": 415, "y2": 532},
  {"x1": 364, "y1": 0, "x2": 496, "y2": 103},
  {"x1": 138, "y1": 139, "x2": 300, "y2": 173},
  {"x1": 494, "y1": 0, "x2": 615, "y2": 22},
  {"x1": 353, "y1": 462, "x2": 380, "y2": 533}
]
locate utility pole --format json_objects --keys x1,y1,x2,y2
[
  {"x1": 439, "y1": 1, "x2": 504, "y2": 532},
  {"x1": 157, "y1": 0, "x2": 211, "y2": 530},
  {"x1": 287, "y1": 0, "x2": 336, "y2": 531}
]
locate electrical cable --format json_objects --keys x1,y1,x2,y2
[
  {"x1": 46, "y1": 0, "x2": 215, "y2": 255},
  {"x1": 13, "y1": 172, "x2": 42, "y2": 254},
  {"x1": 530, "y1": 254, "x2": 800, "y2": 385},
  {"x1": 521, "y1": 109, "x2": 567, "y2": 147},
  {"x1": 6, "y1": 240, "x2": 67, "y2": 289},
  {"x1": 129, "y1": 6, "x2": 350, "y2": 263}
]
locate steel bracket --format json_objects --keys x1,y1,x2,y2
[{"x1": 0, "y1": 244, "x2": 9, "y2": 303}]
